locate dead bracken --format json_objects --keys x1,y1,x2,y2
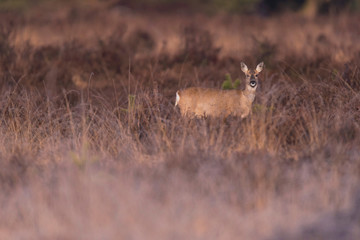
[{"x1": 0, "y1": 1, "x2": 360, "y2": 239}]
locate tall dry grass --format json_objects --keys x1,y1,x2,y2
[{"x1": 0, "y1": 3, "x2": 360, "y2": 239}]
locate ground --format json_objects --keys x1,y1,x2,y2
[{"x1": 0, "y1": 1, "x2": 360, "y2": 239}]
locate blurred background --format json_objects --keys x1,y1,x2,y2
[
  {"x1": 1, "y1": 0, "x2": 360, "y2": 15},
  {"x1": 1, "y1": 1, "x2": 360, "y2": 240}
]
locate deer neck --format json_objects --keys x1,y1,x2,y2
[{"x1": 243, "y1": 86, "x2": 257, "y2": 103}]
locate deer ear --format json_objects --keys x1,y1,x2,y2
[
  {"x1": 241, "y1": 62, "x2": 248, "y2": 73},
  {"x1": 256, "y1": 62, "x2": 264, "y2": 72}
]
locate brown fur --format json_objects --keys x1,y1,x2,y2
[{"x1": 176, "y1": 62, "x2": 264, "y2": 118}]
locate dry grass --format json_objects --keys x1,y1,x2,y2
[{"x1": 1, "y1": 3, "x2": 360, "y2": 239}]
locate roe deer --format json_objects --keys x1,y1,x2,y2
[{"x1": 175, "y1": 62, "x2": 264, "y2": 118}]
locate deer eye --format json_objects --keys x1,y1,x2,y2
[
  {"x1": 246, "y1": 75, "x2": 250, "y2": 78},
  {"x1": 255, "y1": 74, "x2": 258, "y2": 77}
]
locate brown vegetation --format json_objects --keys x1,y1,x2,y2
[{"x1": 0, "y1": 2, "x2": 360, "y2": 239}]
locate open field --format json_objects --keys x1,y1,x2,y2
[{"x1": 1, "y1": 2, "x2": 360, "y2": 239}]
